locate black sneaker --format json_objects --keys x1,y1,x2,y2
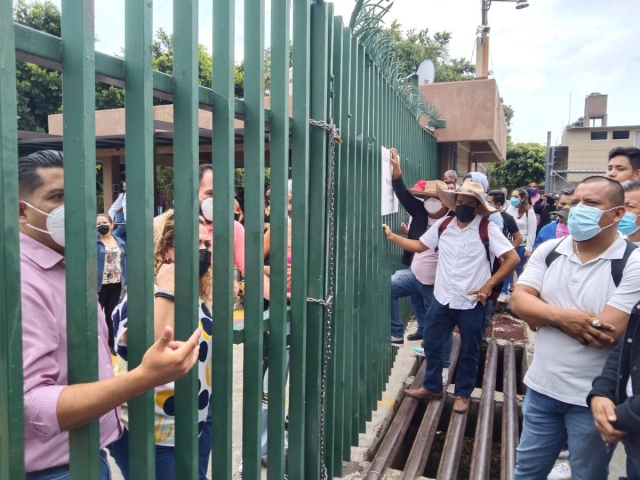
[
  {"x1": 406, "y1": 332, "x2": 422, "y2": 341},
  {"x1": 391, "y1": 336, "x2": 404, "y2": 347}
]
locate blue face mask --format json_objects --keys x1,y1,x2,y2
[
  {"x1": 510, "y1": 197, "x2": 521, "y2": 208},
  {"x1": 568, "y1": 203, "x2": 616, "y2": 241},
  {"x1": 618, "y1": 212, "x2": 640, "y2": 236},
  {"x1": 528, "y1": 188, "x2": 538, "y2": 198}
]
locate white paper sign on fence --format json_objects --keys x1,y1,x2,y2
[{"x1": 381, "y1": 146, "x2": 398, "y2": 216}]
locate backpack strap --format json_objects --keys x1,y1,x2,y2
[
  {"x1": 545, "y1": 238, "x2": 637, "y2": 288},
  {"x1": 544, "y1": 238, "x2": 567, "y2": 268},
  {"x1": 435, "y1": 216, "x2": 455, "y2": 253},
  {"x1": 437, "y1": 215, "x2": 455, "y2": 237},
  {"x1": 611, "y1": 240, "x2": 638, "y2": 288},
  {"x1": 478, "y1": 217, "x2": 491, "y2": 265}
]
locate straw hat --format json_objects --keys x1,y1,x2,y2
[
  {"x1": 409, "y1": 180, "x2": 448, "y2": 198},
  {"x1": 436, "y1": 181, "x2": 498, "y2": 217}
]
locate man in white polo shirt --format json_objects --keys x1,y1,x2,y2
[
  {"x1": 383, "y1": 182, "x2": 518, "y2": 412},
  {"x1": 512, "y1": 176, "x2": 640, "y2": 479}
]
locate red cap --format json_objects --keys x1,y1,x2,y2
[{"x1": 411, "y1": 180, "x2": 427, "y2": 191}]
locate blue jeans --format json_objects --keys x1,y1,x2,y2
[
  {"x1": 502, "y1": 245, "x2": 527, "y2": 294},
  {"x1": 108, "y1": 427, "x2": 208, "y2": 480},
  {"x1": 514, "y1": 388, "x2": 615, "y2": 480},
  {"x1": 422, "y1": 300, "x2": 485, "y2": 397},
  {"x1": 198, "y1": 409, "x2": 212, "y2": 480},
  {"x1": 113, "y1": 225, "x2": 126, "y2": 242},
  {"x1": 390, "y1": 268, "x2": 433, "y2": 338},
  {"x1": 26, "y1": 450, "x2": 111, "y2": 480}
]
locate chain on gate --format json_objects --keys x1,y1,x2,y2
[{"x1": 307, "y1": 118, "x2": 341, "y2": 480}]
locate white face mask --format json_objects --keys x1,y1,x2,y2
[
  {"x1": 200, "y1": 197, "x2": 213, "y2": 222},
  {"x1": 22, "y1": 201, "x2": 65, "y2": 247},
  {"x1": 424, "y1": 197, "x2": 443, "y2": 215}
]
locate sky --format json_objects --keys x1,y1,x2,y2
[{"x1": 50, "y1": 0, "x2": 640, "y2": 146}]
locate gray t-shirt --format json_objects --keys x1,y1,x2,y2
[{"x1": 518, "y1": 235, "x2": 640, "y2": 406}]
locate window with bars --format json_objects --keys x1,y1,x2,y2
[
  {"x1": 613, "y1": 130, "x2": 631, "y2": 140},
  {"x1": 590, "y1": 131, "x2": 608, "y2": 140}
]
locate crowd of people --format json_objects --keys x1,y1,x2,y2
[
  {"x1": 17, "y1": 150, "x2": 287, "y2": 479},
  {"x1": 13, "y1": 144, "x2": 640, "y2": 480},
  {"x1": 385, "y1": 145, "x2": 640, "y2": 480}
]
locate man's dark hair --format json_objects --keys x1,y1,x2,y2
[
  {"x1": 488, "y1": 189, "x2": 506, "y2": 207},
  {"x1": 462, "y1": 173, "x2": 473, "y2": 182},
  {"x1": 199, "y1": 164, "x2": 213, "y2": 181},
  {"x1": 18, "y1": 150, "x2": 63, "y2": 197},
  {"x1": 581, "y1": 176, "x2": 624, "y2": 207},
  {"x1": 559, "y1": 187, "x2": 574, "y2": 198},
  {"x1": 608, "y1": 147, "x2": 640, "y2": 171}
]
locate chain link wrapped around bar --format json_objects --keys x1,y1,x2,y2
[{"x1": 308, "y1": 118, "x2": 339, "y2": 480}]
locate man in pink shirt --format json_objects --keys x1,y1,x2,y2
[
  {"x1": 18, "y1": 150, "x2": 201, "y2": 478},
  {"x1": 198, "y1": 164, "x2": 245, "y2": 276}
]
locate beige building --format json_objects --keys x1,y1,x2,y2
[
  {"x1": 561, "y1": 93, "x2": 640, "y2": 171},
  {"x1": 419, "y1": 78, "x2": 507, "y2": 178}
]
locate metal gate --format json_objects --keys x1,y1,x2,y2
[{"x1": 0, "y1": 0, "x2": 440, "y2": 478}]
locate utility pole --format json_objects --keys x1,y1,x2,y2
[
  {"x1": 475, "y1": 0, "x2": 528, "y2": 79},
  {"x1": 476, "y1": 0, "x2": 490, "y2": 78}
]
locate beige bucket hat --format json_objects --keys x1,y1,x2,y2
[{"x1": 436, "y1": 181, "x2": 498, "y2": 217}]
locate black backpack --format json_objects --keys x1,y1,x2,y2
[{"x1": 545, "y1": 238, "x2": 637, "y2": 287}]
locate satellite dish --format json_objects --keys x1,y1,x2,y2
[{"x1": 416, "y1": 59, "x2": 436, "y2": 85}]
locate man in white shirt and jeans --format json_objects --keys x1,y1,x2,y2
[
  {"x1": 512, "y1": 176, "x2": 640, "y2": 479},
  {"x1": 383, "y1": 182, "x2": 518, "y2": 412}
]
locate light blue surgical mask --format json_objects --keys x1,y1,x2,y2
[
  {"x1": 510, "y1": 197, "x2": 520, "y2": 208},
  {"x1": 618, "y1": 212, "x2": 640, "y2": 236},
  {"x1": 568, "y1": 203, "x2": 616, "y2": 241}
]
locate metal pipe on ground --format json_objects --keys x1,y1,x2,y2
[
  {"x1": 364, "y1": 359, "x2": 427, "y2": 480},
  {"x1": 501, "y1": 342, "x2": 519, "y2": 480},
  {"x1": 401, "y1": 336, "x2": 462, "y2": 480},
  {"x1": 436, "y1": 404, "x2": 469, "y2": 480},
  {"x1": 469, "y1": 341, "x2": 498, "y2": 480}
]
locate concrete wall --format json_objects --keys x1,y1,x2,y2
[
  {"x1": 562, "y1": 126, "x2": 640, "y2": 170},
  {"x1": 419, "y1": 79, "x2": 507, "y2": 162}
]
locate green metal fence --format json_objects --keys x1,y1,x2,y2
[{"x1": 0, "y1": 0, "x2": 439, "y2": 478}]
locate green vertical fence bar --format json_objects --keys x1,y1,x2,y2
[
  {"x1": 242, "y1": 0, "x2": 266, "y2": 475},
  {"x1": 342, "y1": 29, "x2": 357, "y2": 459},
  {"x1": 60, "y1": 0, "x2": 100, "y2": 477},
  {"x1": 372, "y1": 62, "x2": 380, "y2": 404},
  {"x1": 173, "y1": 0, "x2": 200, "y2": 475},
  {"x1": 288, "y1": 0, "x2": 311, "y2": 475},
  {"x1": 0, "y1": 1, "x2": 24, "y2": 477},
  {"x1": 372, "y1": 65, "x2": 382, "y2": 401},
  {"x1": 306, "y1": 2, "x2": 329, "y2": 478},
  {"x1": 124, "y1": 0, "x2": 156, "y2": 476},
  {"x1": 351, "y1": 38, "x2": 365, "y2": 446},
  {"x1": 266, "y1": 0, "x2": 290, "y2": 477},
  {"x1": 211, "y1": 0, "x2": 235, "y2": 475},
  {"x1": 362, "y1": 53, "x2": 374, "y2": 421},
  {"x1": 381, "y1": 76, "x2": 390, "y2": 383},
  {"x1": 323, "y1": 10, "x2": 339, "y2": 476},
  {"x1": 328, "y1": 16, "x2": 346, "y2": 478},
  {"x1": 356, "y1": 43, "x2": 368, "y2": 435}
]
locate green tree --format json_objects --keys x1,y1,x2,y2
[
  {"x1": 151, "y1": 28, "x2": 213, "y2": 88},
  {"x1": 14, "y1": 0, "x2": 62, "y2": 132},
  {"x1": 435, "y1": 57, "x2": 475, "y2": 82},
  {"x1": 488, "y1": 142, "x2": 546, "y2": 193},
  {"x1": 501, "y1": 98, "x2": 515, "y2": 142},
  {"x1": 385, "y1": 21, "x2": 476, "y2": 82}
]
